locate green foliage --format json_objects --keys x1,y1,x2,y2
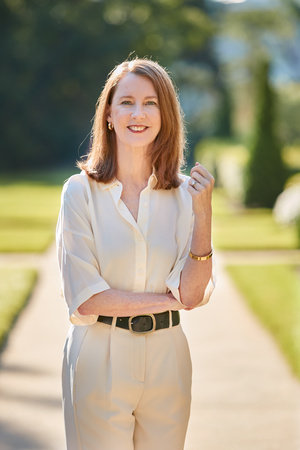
[
  {"x1": 278, "y1": 83, "x2": 300, "y2": 145},
  {"x1": 214, "y1": 85, "x2": 232, "y2": 138},
  {"x1": 244, "y1": 59, "x2": 287, "y2": 208},
  {"x1": 222, "y1": 8, "x2": 293, "y2": 42},
  {"x1": 0, "y1": 267, "x2": 37, "y2": 349},
  {"x1": 227, "y1": 264, "x2": 300, "y2": 379},
  {"x1": 0, "y1": 0, "x2": 214, "y2": 170}
]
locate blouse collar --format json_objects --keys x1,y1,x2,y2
[{"x1": 100, "y1": 172, "x2": 158, "y2": 191}]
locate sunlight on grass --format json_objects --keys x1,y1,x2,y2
[
  {"x1": 226, "y1": 264, "x2": 300, "y2": 379},
  {"x1": 0, "y1": 267, "x2": 38, "y2": 348},
  {"x1": 0, "y1": 184, "x2": 62, "y2": 252},
  {"x1": 283, "y1": 145, "x2": 300, "y2": 170},
  {"x1": 0, "y1": 168, "x2": 78, "y2": 252},
  {"x1": 212, "y1": 189, "x2": 297, "y2": 250}
]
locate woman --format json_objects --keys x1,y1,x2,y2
[{"x1": 56, "y1": 58, "x2": 215, "y2": 450}]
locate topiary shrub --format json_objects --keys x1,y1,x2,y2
[{"x1": 244, "y1": 59, "x2": 287, "y2": 208}]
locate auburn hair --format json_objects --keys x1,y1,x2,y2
[{"x1": 77, "y1": 58, "x2": 186, "y2": 189}]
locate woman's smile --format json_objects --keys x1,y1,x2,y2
[{"x1": 127, "y1": 125, "x2": 149, "y2": 133}]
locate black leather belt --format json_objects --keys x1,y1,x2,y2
[{"x1": 97, "y1": 310, "x2": 180, "y2": 334}]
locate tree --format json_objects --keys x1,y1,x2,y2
[
  {"x1": 244, "y1": 59, "x2": 286, "y2": 208},
  {"x1": 0, "y1": 0, "x2": 215, "y2": 170}
]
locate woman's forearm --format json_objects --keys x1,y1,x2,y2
[
  {"x1": 179, "y1": 212, "x2": 213, "y2": 309},
  {"x1": 78, "y1": 289, "x2": 184, "y2": 317},
  {"x1": 180, "y1": 162, "x2": 214, "y2": 309}
]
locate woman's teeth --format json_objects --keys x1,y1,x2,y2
[{"x1": 128, "y1": 126, "x2": 147, "y2": 132}]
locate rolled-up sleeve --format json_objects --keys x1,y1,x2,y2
[
  {"x1": 56, "y1": 178, "x2": 110, "y2": 326},
  {"x1": 165, "y1": 212, "x2": 216, "y2": 307}
]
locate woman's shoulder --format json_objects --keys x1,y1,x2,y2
[{"x1": 61, "y1": 170, "x2": 90, "y2": 200}]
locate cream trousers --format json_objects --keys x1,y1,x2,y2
[{"x1": 63, "y1": 318, "x2": 192, "y2": 450}]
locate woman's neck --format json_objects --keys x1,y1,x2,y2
[{"x1": 116, "y1": 145, "x2": 152, "y2": 190}]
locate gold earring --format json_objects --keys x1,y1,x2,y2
[{"x1": 108, "y1": 122, "x2": 114, "y2": 131}]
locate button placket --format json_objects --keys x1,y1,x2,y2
[
  {"x1": 137, "y1": 188, "x2": 150, "y2": 238},
  {"x1": 134, "y1": 233, "x2": 147, "y2": 292},
  {"x1": 109, "y1": 180, "x2": 151, "y2": 293}
]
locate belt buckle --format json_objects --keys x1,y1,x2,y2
[{"x1": 128, "y1": 313, "x2": 156, "y2": 334}]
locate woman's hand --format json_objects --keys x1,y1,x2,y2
[{"x1": 187, "y1": 162, "x2": 214, "y2": 219}]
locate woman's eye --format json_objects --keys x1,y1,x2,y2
[
  {"x1": 146, "y1": 101, "x2": 157, "y2": 106},
  {"x1": 121, "y1": 100, "x2": 132, "y2": 105}
]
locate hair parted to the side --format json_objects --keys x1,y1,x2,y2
[{"x1": 76, "y1": 57, "x2": 186, "y2": 190}]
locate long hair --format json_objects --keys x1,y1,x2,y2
[{"x1": 77, "y1": 58, "x2": 186, "y2": 189}]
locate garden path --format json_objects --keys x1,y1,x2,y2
[
  {"x1": 0, "y1": 244, "x2": 68, "y2": 449},
  {"x1": 183, "y1": 251, "x2": 300, "y2": 450},
  {"x1": 0, "y1": 245, "x2": 299, "y2": 449}
]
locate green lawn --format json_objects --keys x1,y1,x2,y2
[
  {"x1": 0, "y1": 167, "x2": 78, "y2": 252},
  {"x1": 212, "y1": 189, "x2": 297, "y2": 250},
  {"x1": 0, "y1": 267, "x2": 38, "y2": 349},
  {"x1": 226, "y1": 264, "x2": 300, "y2": 379},
  {"x1": 0, "y1": 167, "x2": 76, "y2": 350}
]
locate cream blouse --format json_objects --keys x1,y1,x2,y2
[{"x1": 56, "y1": 170, "x2": 215, "y2": 326}]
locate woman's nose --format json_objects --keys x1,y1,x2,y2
[{"x1": 131, "y1": 104, "x2": 146, "y2": 119}]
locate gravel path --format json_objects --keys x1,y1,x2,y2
[{"x1": 0, "y1": 246, "x2": 299, "y2": 449}]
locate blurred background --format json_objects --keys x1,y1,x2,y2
[{"x1": 0, "y1": 0, "x2": 300, "y2": 447}]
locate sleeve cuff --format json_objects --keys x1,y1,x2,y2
[
  {"x1": 165, "y1": 259, "x2": 186, "y2": 305},
  {"x1": 68, "y1": 280, "x2": 111, "y2": 326}
]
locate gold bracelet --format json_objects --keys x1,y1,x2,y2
[{"x1": 189, "y1": 249, "x2": 213, "y2": 261}]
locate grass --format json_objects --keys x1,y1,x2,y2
[
  {"x1": 0, "y1": 267, "x2": 38, "y2": 349},
  {"x1": 0, "y1": 167, "x2": 78, "y2": 252},
  {"x1": 212, "y1": 189, "x2": 297, "y2": 250},
  {"x1": 226, "y1": 264, "x2": 300, "y2": 379},
  {"x1": 1, "y1": 164, "x2": 297, "y2": 252},
  {"x1": 195, "y1": 139, "x2": 300, "y2": 204}
]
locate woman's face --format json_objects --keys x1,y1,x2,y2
[{"x1": 107, "y1": 72, "x2": 161, "y2": 151}]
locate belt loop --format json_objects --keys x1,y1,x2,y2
[
  {"x1": 169, "y1": 310, "x2": 173, "y2": 328},
  {"x1": 111, "y1": 316, "x2": 117, "y2": 331}
]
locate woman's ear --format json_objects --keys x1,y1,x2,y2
[{"x1": 106, "y1": 107, "x2": 112, "y2": 123}]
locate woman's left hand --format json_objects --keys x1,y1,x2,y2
[{"x1": 188, "y1": 162, "x2": 214, "y2": 219}]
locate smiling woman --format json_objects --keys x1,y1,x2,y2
[
  {"x1": 56, "y1": 58, "x2": 215, "y2": 450},
  {"x1": 77, "y1": 58, "x2": 185, "y2": 190}
]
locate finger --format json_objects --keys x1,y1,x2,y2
[
  {"x1": 191, "y1": 165, "x2": 212, "y2": 181},
  {"x1": 188, "y1": 177, "x2": 200, "y2": 190},
  {"x1": 188, "y1": 179, "x2": 206, "y2": 194},
  {"x1": 187, "y1": 184, "x2": 199, "y2": 196},
  {"x1": 191, "y1": 163, "x2": 214, "y2": 181},
  {"x1": 190, "y1": 171, "x2": 210, "y2": 187}
]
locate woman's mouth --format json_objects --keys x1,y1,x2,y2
[{"x1": 127, "y1": 126, "x2": 148, "y2": 133}]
